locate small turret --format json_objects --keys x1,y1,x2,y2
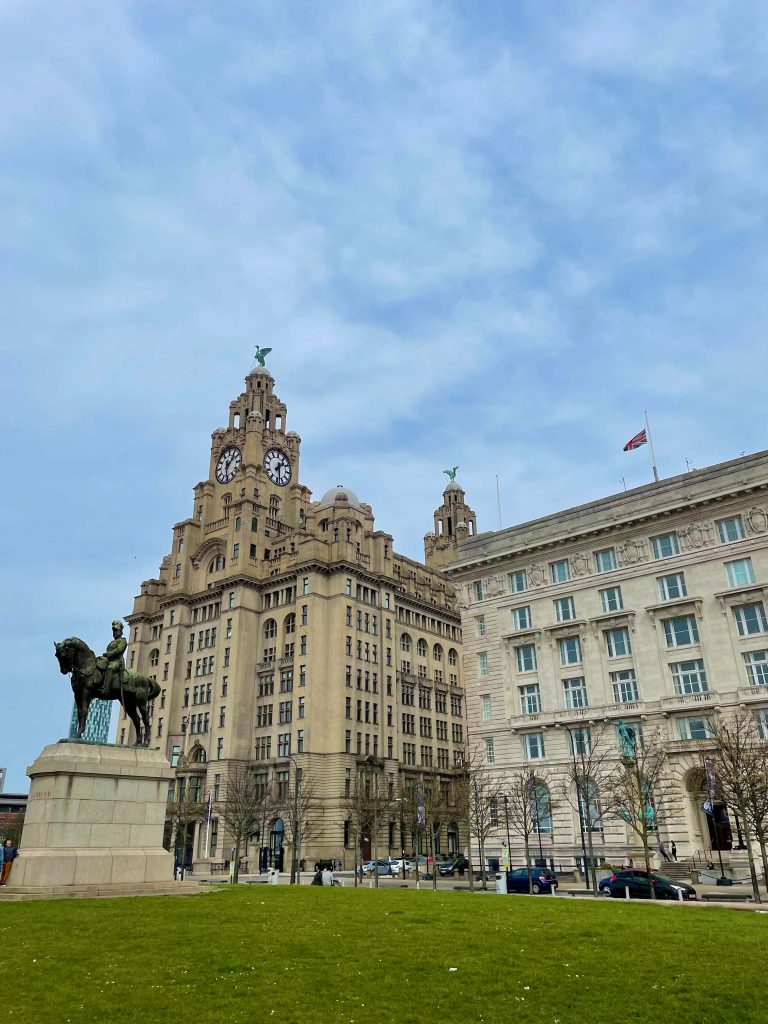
[{"x1": 424, "y1": 470, "x2": 477, "y2": 569}]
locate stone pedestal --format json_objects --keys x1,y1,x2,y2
[{"x1": 7, "y1": 741, "x2": 175, "y2": 892}]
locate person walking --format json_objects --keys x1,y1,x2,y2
[
  {"x1": 322, "y1": 864, "x2": 334, "y2": 887},
  {"x1": 658, "y1": 841, "x2": 671, "y2": 862},
  {"x1": 671, "y1": 841, "x2": 678, "y2": 862},
  {"x1": 0, "y1": 839, "x2": 19, "y2": 885}
]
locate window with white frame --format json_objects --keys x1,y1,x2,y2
[
  {"x1": 605, "y1": 627, "x2": 631, "y2": 658},
  {"x1": 478, "y1": 652, "x2": 489, "y2": 676},
  {"x1": 663, "y1": 615, "x2": 700, "y2": 648},
  {"x1": 756, "y1": 709, "x2": 768, "y2": 741},
  {"x1": 559, "y1": 636, "x2": 582, "y2": 665},
  {"x1": 474, "y1": 581, "x2": 484, "y2": 601},
  {"x1": 480, "y1": 694, "x2": 492, "y2": 720},
  {"x1": 678, "y1": 715, "x2": 714, "y2": 741},
  {"x1": 734, "y1": 603, "x2": 768, "y2": 637},
  {"x1": 744, "y1": 650, "x2": 768, "y2": 687},
  {"x1": 509, "y1": 570, "x2": 527, "y2": 593},
  {"x1": 523, "y1": 732, "x2": 545, "y2": 759},
  {"x1": 611, "y1": 669, "x2": 639, "y2": 703},
  {"x1": 519, "y1": 684, "x2": 541, "y2": 715},
  {"x1": 550, "y1": 559, "x2": 570, "y2": 584},
  {"x1": 651, "y1": 533, "x2": 679, "y2": 559},
  {"x1": 516, "y1": 644, "x2": 537, "y2": 673},
  {"x1": 671, "y1": 659, "x2": 708, "y2": 694},
  {"x1": 569, "y1": 726, "x2": 591, "y2": 755},
  {"x1": 476, "y1": 615, "x2": 486, "y2": 637},
  {"x1": 512, "y1": 606, "x2": 532, "y2": 631},
  {"x1": 717, "y1": 516, "x2": 745, "y2": 544},
  {"x1": 594, "y1": 548, "x2": 616, "y2": 573},
  {"x1": 658, "y1": 572, "x2": 687, "y2": 601},
  {"x1": 563, "y1": 676, "x2": 588, "y2": 709},
  {"x1": 484, "y1": 737, "x2": 495, "y2": 764},
  {"x1": 600, "y1": 587, "x2": 623, "y2": 613},
  {"x1": 554, "y1": 596, "x2": 575, "y2": 622},
  {"x1": 726, "y1": 558, "x2": 756, "y2": 588}
]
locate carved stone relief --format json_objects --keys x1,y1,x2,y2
[
  {"x1": 451, "y1": 583, "x2": 469, "y2": 609},
  {"x1": 528, "y1": 563, "x2": 547, "y2": 588},
  {"x1": 570, "y1": 552, "x2": 591, "y2": 577},
  {"x1": 484, "y1": 574, "x2": 505, "y2": 598},
  {"x1": 678, "y1": 521, "x2": 714, "y2": 551},
  {"x1": 617, "y1": 538, "x2": 648, "y2": 566},
  {"x1": 746, "y1": 506, "x2": 768, "y2": 535}
]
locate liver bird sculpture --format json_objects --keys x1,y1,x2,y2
[
  {"x1": 254, "y1": 346, "x2": 272, "y2": 367},
  {"x1": 443, "y1": 466, "x2": 459, "y2": 482}
]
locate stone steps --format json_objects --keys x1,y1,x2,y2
[{"x1": 0, "y1": 880, "x2": 209, "y2": 901}]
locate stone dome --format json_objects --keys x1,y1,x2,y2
[
  {"x1": 316, "y1": 484, "x2": 363, "y2": 510},
  {"x1": 445, "y1": 479, "x2": 463, "y2": 491}
]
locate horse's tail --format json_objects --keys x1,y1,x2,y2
[{"x1": 147, "y1": 678, "x2": 161, "y2": 701}]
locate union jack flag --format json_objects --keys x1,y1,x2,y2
[{"x1": 623, "y1": 429, "x2": 647, "y2": 452}]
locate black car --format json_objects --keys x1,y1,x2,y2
[
  {"x1": 604, "y1": 869, "x2": 696, "y2": 901},
  {"x1": 506, "y1": 868, "x2": 559, "y2": 894},
  {"x1": 438, "y1": 855, "x2": 470, "y2": 877}
]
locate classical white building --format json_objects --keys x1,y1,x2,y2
[{"x1": 443, "y1": 451, "x2": 768, "y2": 875}]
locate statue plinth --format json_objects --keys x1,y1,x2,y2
[{"x1": 7, "y1": 742, "x2": 176, "y2": 893}]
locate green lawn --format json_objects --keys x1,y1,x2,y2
[{"x1": 1, "y1": 887, "x2": 765, "y2": 1024}]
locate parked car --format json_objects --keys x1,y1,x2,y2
[
  {"x1": 505, "y1": 868, "x2": 559, "y2": 894},
  {"x1": 438, "y1": 855, "x2": 470, "y2": 877},
  {"x1": 603, "y1": 869, "x2": 697, "y2": 901},
  {"x1": 360, "y1": 859, "x2": 396, "y2": 877}
]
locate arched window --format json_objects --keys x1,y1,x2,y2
[
  {"x1": 149, "y1": 649, "x2": 160, "y2": 668},
  {"x1": 417, "y1": 638, "x2": 428, "y2": 658},
  {"x1": 283, "y1": 613, "x2": 296, "y2": 636},
  {"x1": 433, "y1": 643, "x2": 443, "y2": 662},
  {"x1": 208, "y1": 554, "x2": 225, "y2": 573},
  {"x1": 532, "y1": 782, "x2": 552, "y2": 833},
  {"x1": 448, "y1": 648, "x2": 458, "y2": 666},
  {"x1": 264, "y1": 619, "x2": 277, "y2": 639},
  {"x1": 400, "y1": 633, "x2": 412, "y2": 653},
  {"x1": 191, "y1": 746, "x2": 207, "y2": 763},
  {"x1": 578, "y1": 778, "x2": 603, "y2": 833}
]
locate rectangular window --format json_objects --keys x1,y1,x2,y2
[
  {"x1": 599, "y1": 587, "x2": 623, "y2": 613},
  {"x1": 512, "y1": 606, "x2": 531, "y2": 630},
  {"x1": 509, "y1": 570, "x2": 527, "y2": 593},
  {"x1": 605, "y1": 627, "x2": 631, "y2": 658},
  {"x1": 303, "y1": 577, "x2": 310, "y2": 595},
  {"x1": 522, "y1": 733, "x2": 545, "y2": 760},
  {"x1": 516, "y1": 644, "x2": 537, "y2": 673},
  {"x1": 651, "y1": 533, "x2": 679, "y2": 560},
  {"x1": 726, "y1": 558, "x2": 756, "y2": 588},
  {"x1": 594, "y1": 548, "x2": 616, "y2": 573},
  {"x1": 663, "y1": 615, "x2": 700, "y2": 647},
  {"x1": 671, "y1": 659, "x2": 708, "y2": 695},
  {"x1": 563, "y1": 676, "x2": 588, "y2": 709},
  {"x1": 297, "y1": 730, "x2": 304, "y2": 753},
  {"x1": 734, "y1": 603, "x2": 768, "y2": 637},
  {"x1": 480, "y1": 694, "x2": 491, "y2": 720},
  {"x1": 569, "y1": 727, "x2": 591, "y2": 755},
  {"x1": 484, "y1": 738, "x2": 495, "y2": 764},
  {"x1": 744, "y1": 650, "x2": 768, "y2": 687},
  {"x1": 559, "y1": 636, "x2": 582, "y2": 666},
  {"x1": 519, "y1": 684, "x2": 541, "y2": 715},
  {"x1": 717, "y1": 516, "x2": 745, "y2": 544},
  {"x1": 476, "y1": 615, "x2": 486, "y2": 637},
  {"x1": 658, "y1": 573, "x2": 687, "y2": 601},
  {"x1": 474, "y1": 581, "x2": 484, "y2": 601},
  {"x1": 611, "y1": 670, "x2": 639, "y2": 703},
  {"x1": 554, "y1": 597, "x2": 575, "y2": 622},
  {"x1": 678, "y1": 716, "x2": 714, "y2": 741},
  {"x1": 550, "y1": 559, "x2": 570, "y2": 584}
]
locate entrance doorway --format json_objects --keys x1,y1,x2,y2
[{"x1": 269, "y1": 818, "x2": 285, "y2": 870}]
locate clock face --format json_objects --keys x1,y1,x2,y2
[
  {"x1": 215, "y1": 445, "x2": 242, "y2": 484},
  {"x1": 264, "y1": 447, "x2": 292, "y2": 486}
]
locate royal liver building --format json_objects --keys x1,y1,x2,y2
[{"x1": 119, "y1": 358, "x2": 472, "y2": 869}]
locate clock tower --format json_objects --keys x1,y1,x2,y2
[{"x1": 121, "y1": 357, "x2": 467, "y2": 873}]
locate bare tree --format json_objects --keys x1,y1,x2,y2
[
  {"x1": 603, "y1": 723, "x2": 671, "y2": 901},
  {"x1": 215, "y1": 762, "x2": 264, "y2": 884},
  {"x1": 453, "y1": 747, "x2": 506, "y2": 891},
  {"x1": 421, "y1": 775, "x2": 450, "y2": 891},
  {"x1": 558, "y1": 721, "x2": 614, "y2": 895},
  {"x1": 165, "y1": 788, "x2": 206, "y2": 879},
  {"x1": 705, "y1": 711, "x2": 766, "y2": 903},
  {"x1": 278, "y1": 765, "x2": 321, "y2": 885},
  {"x1": 505, "y1": 769, "x2": 556, "y2": 893},
  {"x1": 344, "y1": 764, "x2": 395, "y2": 888},
  {"x1": 0, "y1": 812, "x2": 25, "y2": 847}
]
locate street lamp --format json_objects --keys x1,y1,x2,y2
[{"x1": 502, "y1": 794, "x2": 513, "y2": 869}]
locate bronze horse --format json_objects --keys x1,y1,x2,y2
[{"x1": 55, "y1": 637, "x2": 160, "y2": 747}]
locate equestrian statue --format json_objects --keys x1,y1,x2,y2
[{"x1": 55, "y1": 620, "x2": 160, "y2": 747}]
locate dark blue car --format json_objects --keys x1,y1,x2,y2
[{"x1": 506, "y1": 868, "x2": 559, "y2": 894}]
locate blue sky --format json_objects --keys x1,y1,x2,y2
[{"x1": 2, "y1": 0, "x2": 767, "y2": 790}]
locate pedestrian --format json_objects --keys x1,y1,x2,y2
[
  {"x1": 671, "y1": 841, "x2": 678, "y2": 861},
  {"x1": 311, "y1": 867, "x2": 323, "y2": 886},
  {"x1": 1, "y1": 839, "x2": 19, "y2": 885},
  {"x1": 322, "y1": 864, "x2": 334, "y2": 887},
  {"x1": 658, "y1": 842, "x2": 671, "y2": 862}
]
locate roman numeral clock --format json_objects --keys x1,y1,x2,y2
[{"x1": 263, "y1": 447, "x2": 292, "y2": 486}]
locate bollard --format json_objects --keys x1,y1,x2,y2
[
  {"x1": 677, "y1": 888, "x2": 683, "y2": 902},
  {"x1": 625, "y1": 885, "x2": 630, "y2": 900}
]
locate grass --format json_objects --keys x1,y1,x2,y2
[{"x1": 1, "y1": 887, "x2": 766, "y2": 1024}]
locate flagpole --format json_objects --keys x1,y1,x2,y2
[
  {"x1": 495, "y1": 475, "x2": 502, "y2": 530},
  {"x1": 644, "y1": 411, "x2": 659, "y2": 482}
]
